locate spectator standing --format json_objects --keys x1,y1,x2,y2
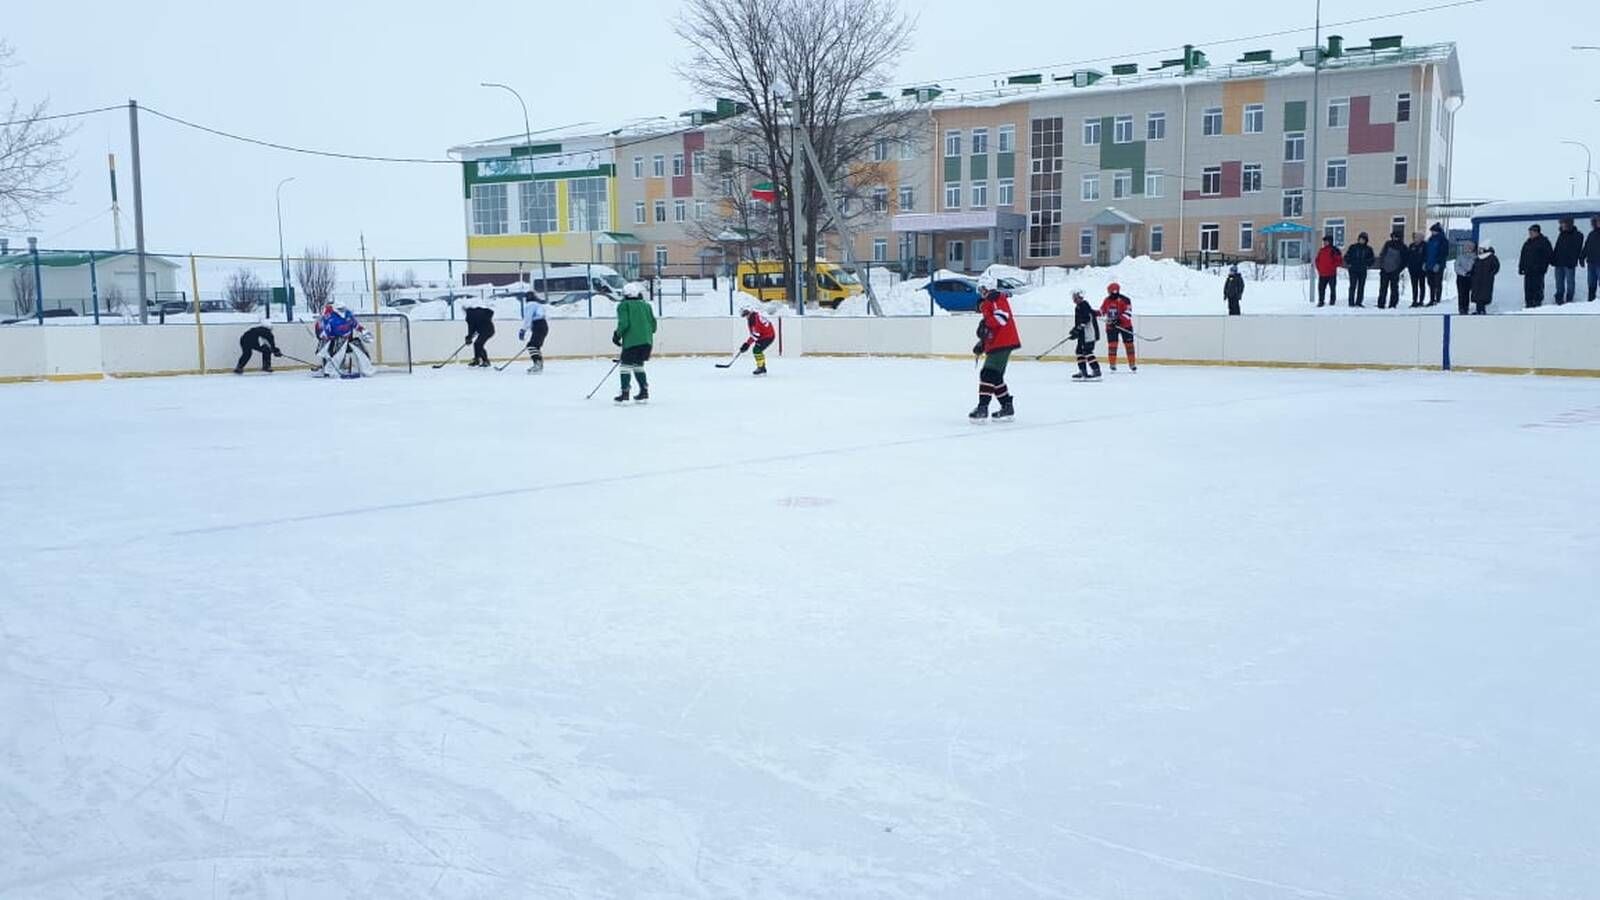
[
  {"x1": 1378, "y1": 231, "x2": 1408, "y2": 309},
  {"x1": 1424, "y1": 223, "x2": 1450, "y2": 306},
  {"x1": 1453, "y1": 240, "x2": 1477, "y2": 315},
  {"x1": 1314, "y1": 236, "x2": 1342, "y2": 308},
  {"x1": 1551, "y1": 218, "x2": 1583, "y2": 305},
  {"x1": 1344, "y1": 233, "x2": 1374, "y2": 307},
  {"x1": 1471, "y1": 243, "x2": 1500, "y2": 315},
  {"x1": 1406, "y1": 232, "x2": 1428, "y2": 307},
  {"x1": 1518, "y1": 224, "x2": 1553, "y2": 308},
  {"x1": 1224, "y1": 264, "x2": 1245, "y2": 316},
  {"x1": 1585, "y1": 216, "x2": 1600, "y2": 303}
]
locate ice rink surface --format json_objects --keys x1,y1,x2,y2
[{"x1": 2, "y1": 357, "x2": 1597, "y2": 898}]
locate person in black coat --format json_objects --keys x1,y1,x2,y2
[
  {"x1": 1405, "y1": 232, "x2": 1427, "y2": 307},
  {"x1": 1518, "y1": 224, "x2": 1554, "y2": 308},
  {"x1": 1550, "y1": 218, "x2": 1584, "y2": 305},
  {"x1": 1377, "y1": 231, "x2": 1408, "y2": 309},
  {"x1": 1470, "y1": 243, "x2": 1500, "y2": 315},
  {"x1": 1585, "y1": 215, "x2": 1600, "y2": 302},
  {"x1": 234, "y1": 324, "x2": 280, "y2": 374},
  {"x1": 1344, "y1": 233, "x2": 1375, "y2": 307},
  {"x1": 1223, "y1": 264, "x2": 1245, "y2": 316},
  {"x1": 463, "y1": 303, "x2": 496, "y2": 367}
]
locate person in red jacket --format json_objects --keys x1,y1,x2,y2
[
  {"x1": 970, "y1": 273, "x2": 1020, "y2": 421},
  {"x1": 1314, "y1": 235, "x2": 1342, "y2": 308},
  {"x1": 1098, "y1": 282, "x2": 1136, "y2": 372},
  {"x1": 739, "y1": 308, "x2": 776, "y2": 375}
]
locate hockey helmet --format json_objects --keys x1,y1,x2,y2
[
  {"x1": 1071, "y1": 289, "x2": 1086, "y2": 302},
  {"x1": 975, "y1": 272, "x2": 999, "y2": 295},
  {"x1": 621, "y1": 282, "x2": 647, "y2": 300},
  {"x1": 1107, "y1": 282, "x2": 1122, "y2": 295}
]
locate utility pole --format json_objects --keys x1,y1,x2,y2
[
  {"x1": 1558, "y1": 141, "x2": 1594, "y2": 197},
  {"x1": 481, "y1": 83, "x2": 549, "y2": 294},
  {"x1": 798, "y1": 129, "x2": 883, "y2": 315},
  {"x1": 128, "y1": 100, "x2": 149, "y2": 323},
  {"x1": 276, "y1": 177, "x2": 295, "y2": 322},
  {"x1": 789, "y1": 111, "x2": 806, "y2": 315},
  {"x1": 108, "y1": 153, "x2": 123, "y2": 250},
  {"x1": 359, "y1": 231, "x2": 370, "y2": 304},
  {"x1": 1305, "y1": 2, "x2": 1323, "y2": 305}
]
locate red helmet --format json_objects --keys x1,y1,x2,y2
[{"x1": 1107, "y1": 282, "x2": 1121, "y2": 295}]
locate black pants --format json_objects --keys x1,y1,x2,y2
[
  {"x1": 1456, "y1": 276, "x2": 1473, "y2": 315},
  {"x1": 525, "y1": 319, "x2": 549, "y2": 353},
  {"x1": 1523, "y1": 272, "x2": 1545, "y2": 308},
  {"x1": 1409, "y1": 270, "x2": 1426, "y2": 305},
  {"x1": 1227, "y1": 299, "x2": 1241, "y2": 316},
  {"x1": 1317, "y1": 275, "x2": 1337, "y2": 305},
  {"x1": 1426, "y1": 270, "x2": 1444, "y2": 305},
  {"x1": 235, "y1": 337, "x2": 274, "y2": 372},
  {"x1": 1347, "y1": 270, "x2": 1367, "y2": 306},
  {"x1": 1378, "y1": 272, "x2": 1402, "y2": 308},
  {"x1": 470, "y1": 323, "x2": 495, "y2": 364},
  {"x1": 620, "y1": 344, "x2": 652, "y2": 366}
]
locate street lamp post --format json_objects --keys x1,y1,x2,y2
[
  {"x1": 276, "y1": 177, "x2": 295, "y2": 322},
  {"x1": 481, "y1": 82, "x2": 550, "y2": 294},
  {"x1": 1558, "y1": 140, "x2": 1596, "y2": 197}
]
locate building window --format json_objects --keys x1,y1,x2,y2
[
  {"x1": 944, "y1": 130, "x2": 962, "y2": 158},
  {"x1": 1244, "y1": 103, "x2": 1265, "y2": 134},
  {"x1": 721, "y1": 175, "x2": 734, "y2": 197},
  {"x1": 1201, "y1": 166, "x2": 1222, "y2": 196},
  {"x1": 1328, "y1": 97, "x2": 1350, "y2": 129},
  {"x1": 623, "y1": 250, "x2": 640, "y2": 275},
  {"x1": 692, "y1": 151, "x2": 706, "y2": 175},
  {"x1": 1397, "y1": 92, "x2": 1412, "y2": 122},
  {"x1": 1242, "y1": 163, "x2": 1263, "y2": 193},
  {"x1": 632, "y1": 156, "x2": 644, "y2": 179},
  {"x1": 654, "y1": 246, "x2": 668, "y2": 272},
  {"x1": 673, "y1": 199, "x2": 686, "y2": 222},
  {"x1": 519, "y1": 180, "x2": 557, "y2": 234},
  {"x1": 1325, "y1": 157, "x2": 1348, "y2": 189},
  {"x1": 470, "y1": 183, "x2": 508, "y2": 235},
  {"x1": 998, "y1": 124, "x2": 1015, "y2": 153},
  {"x1": 1081, "y1": 173, "x2": 1100, "y2": 201},
  {"x1": 1079, "y1": 228, "x2": 1095, "y2": 258},
  {"x1": 1239, "y1": 221, "x2": 1255, "y2": 253},
  {"x1": 745, "y1": 146, "x2": 760, "y2": 168},
  {"x1": 997, "y1": 178, "x2": 1014, "y2": 206},
  {"x1": 1150, "y1": 224, "x2": 1164, "y2": 254},
  {"x1": 1147, "y1": 111, "x2": 1166, "y2": 141},
  {"x1": 971, "y1": 181, "x2": 988, "y2": 208},
  {"x1": 1324, "y1": 218, "x2": 1346, "y2": 248},
  {"x1": 900, "y1": 139, "x2": 916, "y2": 160},
  {"x1": 945, "y1": 181, "x2": 961, "y2": 209},
  {"x1": 1028, "y1": 116, "x2": 1064, "y2": 258},
  {"x1": 1393, "y1": 154, "x2": 1409, "y2": 185},
  {"x1": 694, "y1": 200, "x2": 707, "y2": 219},
  {"x1": 566, "y1": 176, "x2": 609, "y2": 231},
  {"x1": 1284, "y1": 131, "x2": 1306, "y2": 162},
  {"x1": 1112, "y1": 171, "x2": 1132, "y2": 199},
  {"x1": 671, "y1": 153, "x2": 685, "y2": 177},
  {"x1": 899, "y1": 185, "x2": 915, "y2": 211},
  {"x1": 971, "y1": 128, "x2": 989, "y2": 155},
  {"x1": 1202, "y1": 107, "x2": 1223, "y2": 136},
  {"x1": 1391, "y1": 215, "x2": 1408, "y2": 234},
  {"x1": 653, "y1": 200, "x2": 667, "y2": 223},
  {"x1": 1282, "y1": 188, "x2": 1304, "y2": 218},
  {"x1": 632, "y1": 202, "x2": 646, "y2": 225},
  {"x1": 1113, "y1": 116, "x2": 1134, "y2": 144},
  {"x1": 871, "y1": 138, "x2": 889, "y2": 162},
  {"x1": 871, "y1": 186, "x2": 888, "y2": 212},
  {"x1": 1082, "y1": 117, "x2": 1101, "y2": 146},
  {"x1": 652, "y1": 154, "x2": 665, "y2": 177},
  {"x1": 1200, "y1": 223, "x2": 1221, "y2": 252},
  {"x1": 1145, "y1": 168, "x2": 1164, "y2": 197},
  {"x1": 872, "y1": 238, "x2": 887, "y2": 262}
]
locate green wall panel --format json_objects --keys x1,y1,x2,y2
[
  {"x1": 970, "y1": 154, "x2": 989, "y2": 181},
  {"x1": 943, "y1": 156, "x2": 962, "y2": 183},
  {"x1": 997, "y1": 152, "x2": 1015, "y2": 179},
  {"x1": 1099, "y1": 136, "x2": 1147, "y2": 196},
  {"x1": 1284, "y1": 101, "x2": 1307, "y2": 132}
]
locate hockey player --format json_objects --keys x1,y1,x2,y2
[
  {"x1": 1098, "y1": 282, "x2": 1136, "y2": 372},
  {"x1": 463, "y1": 301, "x2": 496, "y2": 367},
  {"x1": 1070, "y1": 290, "x2": 1102, "y2": 381},
  {"x1": 234, "y1": 324, "x2": 281, "y2": 374},
  {"x1": 517, "y1": 293, "x2": 549, "y2": 373},
  {"x1": 969, "y1": 273, "x2": 1020, "y2": 421},
  {"x1": 315, "y1": 303, "x2": 374, "y2": 378},
  {"x1": 739, "y1": 307, "x2": 776, "y2": 375},
  {"x1": 613, "y1": 282, "x2": 656, "y2": 403}
]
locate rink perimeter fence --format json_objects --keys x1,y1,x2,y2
[{"x1": 2, "y1": 247, "x2": 1599, "y2": 380}]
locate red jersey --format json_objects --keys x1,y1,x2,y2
[
  {"x1": 1315, "y1": 244, "x2": 1343, "y2": 277},
  {"x1": 979, "y1": 293, "x2": 1021, "y2": 353},
  {"x1": 1099, "y1": 295, "x2": 1133, "y2": 330},
  {"x1": 746, "y1": 312, "x2": 775, "y2": 342}
]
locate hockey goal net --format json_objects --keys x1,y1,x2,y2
[{"x1": 272, "y1": 312, "x2": 413, "y2": 374}]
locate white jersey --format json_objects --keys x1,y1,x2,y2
[{"x1": 521, "y1": 302, "x2": 546, "y2": 329}]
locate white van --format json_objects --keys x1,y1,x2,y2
[{"x1": 528, "y1": 264, "x2": 627, "y2": 298}]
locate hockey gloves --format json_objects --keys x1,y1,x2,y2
[
  {"x1": 518, "y1": 329, "x2": 526, "y2": 341},
  {"x1": 972, "y1": 341, "x2": 984, "y2": 356},
  {"x1": 740, "y1": 340, "x2": 752, "y2": 352},
  {"x1": 272, "y1": 348, "x2": 283, "y2": 357},
  {"x1": 611, "y1": 331, "x2": 622, "y2": 346}
]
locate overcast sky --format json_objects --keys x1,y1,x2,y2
[{"x1": 2, "y1": 0, "x2": 1593, "y2": 267}]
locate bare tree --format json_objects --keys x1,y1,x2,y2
[
  {"x1": 676, "y1": 0, "x2": 916, "y2": 304},
  {"x1": 101, "y1": 283, "x2": 126, "y2": 315},
  {"x1": 0, "y1": 42, "x2": 73, "y2": 229},
  {"x1": 295, "y1": 245, "x2": 337, "y2": 313},
  {"x1": 225, "y1": 267, "x2": 265, "y2": 312},
  {"x1": 9, "y1": 264, "x2": 35, "y2": 317}
]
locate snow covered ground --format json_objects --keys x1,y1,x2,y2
[{"x1": 2, "y1": 359, "x2": 1597, "y2": 898}]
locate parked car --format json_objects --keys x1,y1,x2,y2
[
  {"x1": 550, "y1": 291, "x2": 593, "y2": 306},
  {"x1": 383, "y1": 296, "x2": 419, "y2": 309},
  {"x1": 923, "y1": 276, "x2": 981, "y2": 312},
  {"x1": 1, "y1": 308, "x2": 78, "y2": 325}
]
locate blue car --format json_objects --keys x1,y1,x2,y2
[{"x1": 923, "y1": 276, "x2": 981, "y2": 312}]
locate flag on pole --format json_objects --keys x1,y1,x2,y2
[{"x1": 750, "y1": 182, "x2": 777, "y2": 204}]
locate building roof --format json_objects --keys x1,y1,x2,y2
[
  {"x1": 0, "y1": 250, "x2": 179, "y2": 270},
  {"x1": 1086, "y1": 207, "x2": 1142, "y2": 227},
  {"x1": 1469, "y1": 201, "x2": 1600, "y2": 222}
]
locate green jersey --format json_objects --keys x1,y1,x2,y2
[{"x1": 614, "y1": 298, "x2": 656, "y2": 349}]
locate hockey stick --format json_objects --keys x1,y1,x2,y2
[
  {"x1": 431, "y1": 341, "x2": 471, "y2": 369},
  {"x1": 494, "y1": 345, "x2": 530, "y2": 372},
  {"x1": 714, "y1": 346, "x2": 747, "y2": 369},
  {"x1": 585, "y1": 359, "x2": 620, "y2": 399},
  {"x1": 277, "y1": 351, "x2": 319, "y2": 367},
  {"x1": 1034, "y1": 336, "x2": 1073, "y2": 360}
]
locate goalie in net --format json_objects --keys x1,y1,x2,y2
[{"x1": 282, "y1": 307, "x2": 413, "y2": 377}]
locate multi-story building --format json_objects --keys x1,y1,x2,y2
[{"x1": 452, "y1": 34, "x2": 1462, "y2": 283}]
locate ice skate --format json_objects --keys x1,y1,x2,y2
[
  {"x1": 752, "y1": 366, "x2": 767, "y2": 376},
  {"x1": 613, "y1": 389, "x2": 630, "y2": 404},
  {"x1": 634, "y1": 388, "x2": 649, "y2": 403},
  {"x1": 992, "y1": 397, "x2": 1015, "y2": 420},
  {"x1": 968, "y1": 403, "x2": 989, "y2": 422}
]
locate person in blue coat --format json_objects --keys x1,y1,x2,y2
[{"x1": 1423, "y1": 223, "x2": 1450, "y2": 306}]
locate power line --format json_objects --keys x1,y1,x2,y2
[{"x1": 0, "y1": 103, "x2": 123, "y2": 128}]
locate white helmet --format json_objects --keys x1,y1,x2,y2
[
  {"x1": 621, "y1": 282, "x2": 646, "y2": 300},
  {"x1": 976, "y1": 273, "x2": 999, "y2": 294}
]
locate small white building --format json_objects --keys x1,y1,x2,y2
[
  {"x1": 1471, "y1": 201, "x2": 1600, "y2": 310},
  {"x1": 0, "y1": 249, "x2": 181, "y2": 319}
]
